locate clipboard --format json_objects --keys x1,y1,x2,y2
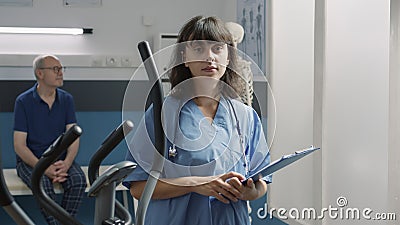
[{"x1": 242, "y1": 146, "x2": 320, "y2": 185}]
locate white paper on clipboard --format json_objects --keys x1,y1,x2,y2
[{"x1": 242, "y1": 146, "x2": 321, "y2": 184}]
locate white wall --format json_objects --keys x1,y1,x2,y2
[
  {"x1": 0, "y1": 0, "x2": 236, "y2": 80},
  {"x1": 268, "y1": 0, "x2": 316, "y2": 221},
  {"x1": 323, "y1": 0, "x2": 390, "y2": 224},
  {"x1": 269, "y1": 1, "x2": 398, "y2": 225},
  {"x1": 0, "y1": 0, "x2": 235, "y2": 55},
  {"x1": 389, "y1": 0, "x2": 400, "y2": 222}
]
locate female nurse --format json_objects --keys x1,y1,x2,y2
[{"x1": 124, "y1": 15, "x2": 272, "y2": 225}]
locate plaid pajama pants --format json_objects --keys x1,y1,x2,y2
[{"x1": 17, "y1": 161, "x2": 87, "y2": 225}]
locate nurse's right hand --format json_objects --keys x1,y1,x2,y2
[{"x1": 191, "y1": 171, "x2": 245, "y2": 204}]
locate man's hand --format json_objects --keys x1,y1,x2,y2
[{"x1": 44, "y1": 160, "x2": 69, "y2": 183}]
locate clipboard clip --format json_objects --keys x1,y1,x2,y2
[{"x1": 295, "y1": 145, "x2": 315, "y2": 154}]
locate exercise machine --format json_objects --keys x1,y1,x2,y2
[
  {"x1": 0, "y1": 124, "x2": 81, "y2": 225},
  {"x1": 134, "y1": 41, "x2": 166, "y2": 225},
  {"x1": 87, "y1": 120, "x2": 136, "y2": 225},
  {"x1": 0, "y1": 157, "x2": 35, "y2": 225},
  {"x1": 31, "y1": 125, "x2": 84, "y2": 225},
  {"x1": 32, "y1": 121, "x2": 136, "y2": 225},
  {"x1": 1, "y1": 120, "x2": 136, "y2": 225}
]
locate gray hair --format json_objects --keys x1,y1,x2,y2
[{"x1": 32, "y1": 54, "x2": 60, "y2": 79}]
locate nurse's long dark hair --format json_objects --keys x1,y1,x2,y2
[{"x1": 168, "y1": 15, "x2": 244, "y2": 98}]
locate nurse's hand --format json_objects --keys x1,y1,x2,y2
[
  {"x1": 227, "y1": 175, "x2": 267, "y2": 201},
  {"x1": 191, "y1": 171, "x2": 245, "y2": 204}
]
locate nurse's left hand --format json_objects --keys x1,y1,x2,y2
[{"x1": 227, "y1": 175, "x2": 267, "y2": 201}]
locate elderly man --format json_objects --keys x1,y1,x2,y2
[{"x1": 13, "y1": 55, "x2": 86, "y2": 225}]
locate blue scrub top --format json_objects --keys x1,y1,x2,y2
[
  {"x1": 124, "y1": 96, "x2": 271, "y2": 225},
  {"x1": 13, "y1": 83, "x2": 77, "y2": 162}
]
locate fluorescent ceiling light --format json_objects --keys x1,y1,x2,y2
[{"x1": 0, "y1": 27, "x2": 93, "y2": 35}]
